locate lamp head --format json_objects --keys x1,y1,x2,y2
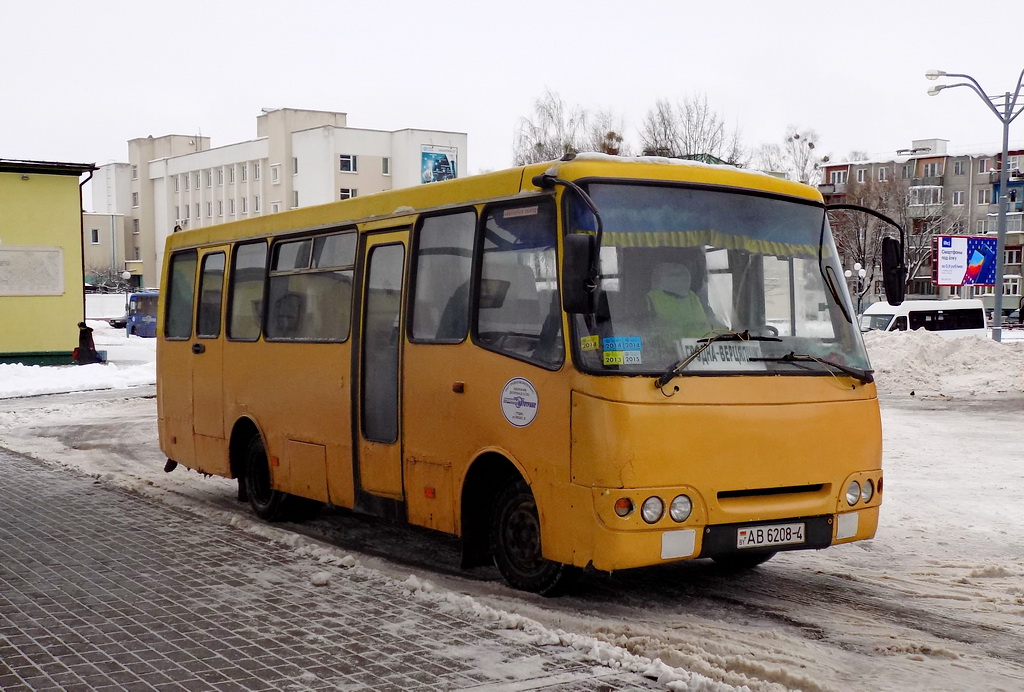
[
  {"x1": 927, "y1": 85, "x2": 945, "y2": 96},
  {"x1": 925, "y1": 69, "x2": 945, "y2": 81}
]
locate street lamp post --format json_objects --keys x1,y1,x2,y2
[
  {"x1": 845, "y1": 262, "x2": 867, "y2": 314},
  {"x1": 926, "y1": 68, "x2": 1024, "y2": 342}
]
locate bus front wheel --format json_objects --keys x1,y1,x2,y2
[
  {"x1": 244, "y1": 435, "x2": 320, "y2": 522},
  {"x1": 490, "y1": 479, "x2": 578, "y2": 596}
]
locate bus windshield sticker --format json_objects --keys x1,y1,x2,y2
[
  {"x1": 674, "y1": 339, "x2": 767, "y2": 371},
  {"x1": 602, "y1": 350, "x2": 642, "y2": 366},
  {"x1": 603, "y1": 336, "x2": 641, "y2": 351},
  {"x1": 580, "y1": 335, "x2": 600, "y2": 351},
  {"x1": 503, "y1": 206, "x2": 538, "y2": 219},
  {"x1": 500, "y1": 377, "x2": 539, "y2": 427}
]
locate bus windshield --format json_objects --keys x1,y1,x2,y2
[{"x1": 569, "y1": 182, "x2": 871, "y2": 376}]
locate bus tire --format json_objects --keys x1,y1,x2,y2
[
  {"x1": 712, "y1": 551, "x2": 776, "y2": 570},
  {"x1": 490, "y1": 479, "x2": 578, "y2": 596},
  {"x1": 244, "y1": 435, "x2": 321, "y2": 522}
]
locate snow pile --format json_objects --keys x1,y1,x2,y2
[
  {"x1": 864, "y1": 329, "x2": 1024, "y2": 396},
  {"x1": 0, "y1": 361, "x2": 155, "y2": 399}
]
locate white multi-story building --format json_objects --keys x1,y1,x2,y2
[{"x1": 92, "y1": 108, "x2": 467, "y2": 286}]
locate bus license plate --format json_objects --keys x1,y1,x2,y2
[{"x1": 737, "y1": 523, "x2": 805, "y2": 549}]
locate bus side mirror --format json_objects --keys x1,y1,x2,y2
[
  {"x1": 562, "y1": 233, "x2": 596, "y2": 314},
  {"x1": 881, "y1": 236, "x2": 906, "y2": 306}
]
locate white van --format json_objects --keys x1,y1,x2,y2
[{"x1": 860, "y1": 299, "x2": 987, "y2": 337}]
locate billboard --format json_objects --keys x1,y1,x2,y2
[
  {"x1": 421, "y1": 145, "x2": 458, "y2": 184},
  {"x1": 934, "y1": 235, "x2": 998, "y2": 286}
]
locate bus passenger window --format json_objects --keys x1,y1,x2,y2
[
  {"x1": 411, "y1": 211, "x2": 475, "y2": 342},
  {"x1": 165, "y1": 250, "x2": 198, "y2": 339},
  {"x1": 196, "y1": 252, "x2": 225, "y2": 338},
  {"x1": 476, "y1": 202, "x2": 563, "y2": 367},
  {"x1": 266, "y1": 233, "x2": 354, "y2": 341},
  {"x1": 227, "y1": 241, "x2": 268, "y2": 341}
]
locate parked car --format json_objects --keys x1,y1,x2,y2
[
  {"x1": 1007, "y1": 309, "x2": 1021, "y2": 325},
  {"x1": 107, "y1": 314, "x2": 127, "y2": 329}
]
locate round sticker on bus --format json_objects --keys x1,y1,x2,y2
[{"x1": 500, "y1": 377, "x2": 539, "y2": 427}]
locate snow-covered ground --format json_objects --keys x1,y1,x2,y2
[{"x1": 1, "y1": 303, "x2": 1023, "y2": 691}]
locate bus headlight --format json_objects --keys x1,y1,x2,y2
[
  {"x1": 845, "y1": 481, "x2": 861, "y2": 506},
  {"x1": 860, "y1": 479, "x2": 874, "y2": 504},
  {"x1": 669, "y1": 494, "x2": 692, "y2": 522},
  {"x1": 641, "y1": 496, "x2": 664, "y2": 524}
]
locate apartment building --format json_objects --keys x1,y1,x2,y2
[
  {"x1": 92, "y1": 108, "x2": 467, "y2": 286},
  {"x1": 819, "y1": 138, "x2": 1024, "y2": 312}
]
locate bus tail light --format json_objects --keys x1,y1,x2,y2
[
  {"x1": 614, "y1": 497, "x2": 633, "y2": 517},
  {"x1": 641, "y1": 496, "x2": 664, "y2": 524}
]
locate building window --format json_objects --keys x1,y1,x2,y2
[
  {"x1": 229, "y1": 167, "x2": 235, "y2": 183},
  {"x1": 229, "y1": 199, "x2": 236, "y2": 215},
  {"x1": 293, "y1": 190, "x2": 299, "y2": 208},
  {"x1": 241, "y1": 197, "x2": 248, "y2": 214},
  {"x1": 184, "y1": 175, "x2": 190, "y2": 190},
  {"x1": 174, "y1": 177, "x2": 179, "y2": 192},
  {"x1": 339, "y1": 154, "x2": 358, "y2": 173},
  {"x1": 254, "y1": 162, "x2": 261, "y2": 180},
  {"x1": 1004, "y1": 276, "x2": 1020, "y2": 296},
  {"x1": 218, "y1": 169, "x2": 224, "y2": 185},
  {"x1": 271, "y1": 202, "x2": 281, "y2": 213},
  {"x1": 133, "y1": 247, "x2": 140, "y2": 261},
  {"x1": 979, "y1": 158, "x2": 991, "y2": 174},
  {"x1": 131, "y1": 165, "x2": 138, "y2": 180},
  {"x1": 184, "y1": 205, "x2": 190, "y2": 219},
  {"x1": 205, "y1": 170, "x2": 212, "y2": 187},
  {"x1": 954, "y1": 160, "x2": 965, "y2": 176},
  {"x1": 271, "y1": 165, "x2": 280, "y2": 184},
  {"x1": 293, "y1": 157, "x2": 298, "y2": 175},
  {"x1": 979, "y1": 189, "x2": 993, "y2": 205},
  {"x1": 90, "y1": 228, "x2": 100, "y2": 244},
  {"x1": 910, "y1": 187, "x2": 941, "y2": 205},
  {"x1": 829, "y1": 170, "x2": 848, "y2": 185},
  {"x1": 855, "y1": 168, "x2": 866, "y2": 183},
  {"x1": 207, "y1": 202, "x2": 213, "y2": 218},
  {"x1": 218, "y1": 200, "x2": 224, "y2": 216},
  {"x1": 132, "y1": 219, "x2": 139, "y2": 235},
  {"x1": 952, "y1": 190, "x2": 964, "y2": 206},
  {"x1": 922, "y1": 162, "x2": 939, "y2": 177},
  {"x1": 339, "y1": 188, "x2": 357, "y2": 200},
  {"x1": 382, "y1": 157, "x2": 391, "y2": 176},
  {"x1": 902, "y1": 164, "x2": 912, "y2": 179},
  {"x1": 1006, "y1": 248, "x2": 1022, "y2": 265},
  {"x1": 977, "y1": 219, "x2": 987, "y2": 234},
  {"x1": 254, "y1": 195, "x2": 261, "y2": 212},
  {"x1": 241, "y1": 164, "x2": 248, "y2": 182},
  {"x1": 132, "y1": 192, "x2": 139, "y2": 207},
  {"x1": 194, "y1": 173, "x2": 201, "y2": 188},
  {"x1": 1008, "y1": 155, "x2": 1023, "y2": 173},
  {"x1": 877, "y1": 167, "x2": 888, "y2": 182},
  {"x1": 175, "y1": 205, "x2": 179, "y2": 220}
]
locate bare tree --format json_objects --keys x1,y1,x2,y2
[
  {"x1": 755, "y1": 127, "x2": 823, "y2": 184},
  {"x1": 584, "y1": 108, "x2": 630, "y2": 156},
  {"x1": 512, "y1": 90, "x2": 588, "y2": 165},
  {"x1": 638, "y1": 94, "x2": 745, "y2": 165}
]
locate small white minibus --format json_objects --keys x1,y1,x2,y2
[{"x1": 860, "y1": 299, "x2": 987, "y2": 337}]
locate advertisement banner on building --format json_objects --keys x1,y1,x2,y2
[
  {"x1": 934, "y1": 235, "x2": 998, "y2": 286},
  {"x1": 421, "y1": 145, "x2": 458, "y2": 184}
]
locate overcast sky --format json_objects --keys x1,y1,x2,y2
[{"x1": 3, "y1": 0, "x2": 1022, "y2": 182}]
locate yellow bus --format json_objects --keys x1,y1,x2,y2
[{"x1": 158, "y1": 154, "x2": 902, "y2": 595}]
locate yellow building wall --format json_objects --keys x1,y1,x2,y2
[{"x1": 0, "y1": 171, "x2": 85, "y2": 359}]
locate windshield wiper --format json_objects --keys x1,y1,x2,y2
[
  {"x1": 654, "y1": 330, "x2": 781, "y2": 389},
  {"x1": 749, "y1": 351, "x2": 873, "y2": 384}
]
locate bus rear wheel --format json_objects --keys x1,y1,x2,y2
[
  {"x1": 244, "y1": 435, "x2": 320, "y2": 522},
  {"x1": 490, "y1": 479, "x2": 578, "y2": 596}
]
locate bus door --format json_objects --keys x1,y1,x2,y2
[
  {"x1": 192, "y1": 248, "x2": 227, "y2": 440},
  {"x1": 356, "y1": 231, "x2": 407, "y2": 498}
]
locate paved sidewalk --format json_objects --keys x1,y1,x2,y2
[{"x1": 0, "y1": 447, "x2": 656, "y2": 691}]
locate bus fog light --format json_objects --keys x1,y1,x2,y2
[
  {"x1": 641, "y1": 496, "x2": 664, "y2": 524},
  {"x1": 860, "y1": 479, "x2": 874, "y2": 503},
  {"x1": 845, "y1": 481, "x2": 861, "y2": 506},
  {"x1": 614, "y1": 497, "x2": 634, "y2": 517},
  {"x1": 669, "y1": 494, "x2": 692, "y2": 522}
]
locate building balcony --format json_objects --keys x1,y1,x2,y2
[
  {"x1": 907, "y1": 204, "x2": 944, "y2": 218},
  {"x1": 911, "y1": 176, "x2": 943, "y2": 187}
]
